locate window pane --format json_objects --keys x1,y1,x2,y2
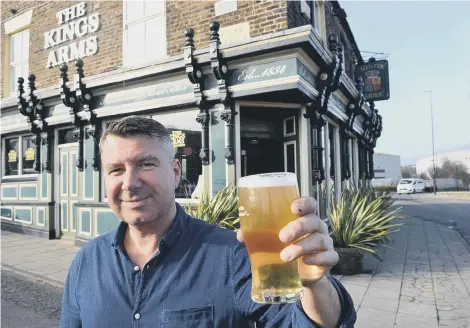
[
  {"x1": 10, "y1": 32, "x2": 21, "y2": 63},
  {"x1": 5, "y1": 138, "x2": 19, "y2": 176},
  {"x1": 22, "y1": 61, "x2": 29, "y2": 80},
  {"x1": 145, "y1": 0, "x2": 165, "y2": 16},
  {"x1": 58, "y1": 129, "x2": 78, "y2": 144},
  {"x1": 10, "y1": 64, "x2": 23, "y2": 96},
  {"x1": 286, "y1": 143, "x2": 296, "y2": 173},
  {"x1": 22, "y1": 29, "x2": 29, "y2": 59},
  {"x1": 152, "y1": 111, "x2": 202, "y2": 199},
  {"x1": 126, "y1": 0, "x2": 145, "y2": 23},
  {"x1": 125, "y1": 21, "x2": 146, "y2": 65},
  {"x1": 22, "y1": 136, "x2": 35, "y2": 174},
  {"x1": 145, "y1": 16, "x2": 166, "y2": 59}
]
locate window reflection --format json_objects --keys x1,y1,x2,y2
[
  {"x1": 5, "y1": 138, "x2": 19, "y2": 176},
  {"x1": 153, "y1": 110, "x2": 202, "y2": 199},
  {"x1": 22, "y1": 136, "x2": 35, "y2": 174}
]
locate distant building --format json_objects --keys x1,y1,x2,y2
[
  {"x1": 416, "y1": 149, "x2": 470, "y2": 176},
  {"x1": 371, "y1": 153, "x2": 402, "y2": 186}
]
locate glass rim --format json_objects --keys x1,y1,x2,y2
[{"x1": 238, "y1": 172, "x2": 298, "y2": 188}]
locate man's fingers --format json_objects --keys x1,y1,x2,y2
[
  {"x1": 302, "y1": 250, "x2": 339, "y2": 267},
  {"x1": 279, "y1": 215, "x2": 328, "y2": 243},
  {"x1": 280, "y1": 232, "x2": 333, "y2": 262},
  {"x1": 291, "y1": 197, "x2": 318, "y2": 216},
  {"x1": 237, "y1": 230, "x2": 244, "y2": 243}
]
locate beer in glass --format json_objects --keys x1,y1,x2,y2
[{"x1": 238, "y1": 172, "x2": 303, "y2": 304}]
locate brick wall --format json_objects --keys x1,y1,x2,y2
[
  {"x1": 1, "y1": 1, "x2": 123, "y2": 98},
  {"x1": 2, "y1": 0, "x2": 299, "y2": 98},
  {"x1": 166, "y1": 0, "x2": 288, "y2": 56}
]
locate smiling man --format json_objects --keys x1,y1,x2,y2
[{"x1": 60, "y1": 115, "x2": 356, "y2": 328}]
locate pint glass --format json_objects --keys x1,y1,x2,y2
[{"x1": 238, "y1": 172, "x2": 303, "y2": 304}]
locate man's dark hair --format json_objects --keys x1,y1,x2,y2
[{"x1": 100, "y1": 115, "x2": 175, "y2": 160}]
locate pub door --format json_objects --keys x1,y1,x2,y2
[{"x1": 58, "y1": 144, "x2": 79, "y2": 239}]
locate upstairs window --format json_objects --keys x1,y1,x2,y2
[
  {"x1": 300, "y1": 1, "x2": 323, "y2": 37},
  {"x1": 123, "y1": 0, "x2": 167, "y2": 67},
  {"x1": 9, "y1": 29, "x2": 29, "y2": 97}
]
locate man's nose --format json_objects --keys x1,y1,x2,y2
[{"x1": 121, "y1": 169, "x2": 142, "y2": 191}]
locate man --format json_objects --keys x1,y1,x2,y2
[{"x1": 60, "y1": 116, "x2": 356, "y2": 327}]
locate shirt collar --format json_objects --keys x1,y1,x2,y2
[{"x1": 110, "y1": 202, "x2": 188, "y2": 254}]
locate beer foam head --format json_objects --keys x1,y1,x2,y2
[{"x1": 238, "y1": 172, "x2": 298, "y2": 188}]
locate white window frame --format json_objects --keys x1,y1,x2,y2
[
  {"x1": 284, "y1": 141, "x2": 298, "y2": 175},
  {"x1": 123, "y1": 0, "x2": 167, "y2": 67},
  {"x1": 2, "y1": 134, "x2": 38, "y2": 179},
  {"x1": 9, "y1": 29, "x2": 29, "y2": 97},
  {"x1": 312, "y1": 1, "x2": 321, "y2": 35},
  {"x1": 35, "y1": 207, "x2": 46, "y2": 227}
]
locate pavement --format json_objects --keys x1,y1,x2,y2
[{"x1": 2, "y1": 213, "x2": 470, "y2": 327}]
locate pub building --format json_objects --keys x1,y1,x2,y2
[{"x1": 0, "y1": 1, "x2": 386, "y2": 245}]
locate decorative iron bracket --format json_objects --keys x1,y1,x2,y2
[
  {"x1": 59, "y1": 63, "x2": 80, "y2": 125},
  {"x1": 184, "y1": 28, "x2": 206, "y2": 107},
  {"x1": 40, "y1": 131, "x2": 53, "y2": 173},
  {"x1": 220, "y1": 103, "x2": 237, "y2": 165},
  {"x1": 313, "y1": 34, "x2": 344, "y2": 114},
  {"x1": 73, "y1": 126, "x2": 85, "y2": 171},
  {"x1": 86, "y1": 125, "x2": 101, "y2": 171},
  {"x1": 74, "y1": 58, "x2": 95, "y2": 124},
  {"x1": 304, "y1": 103, "x2": 326, "y2": 184},
  {"x1": 17, "y1": 75, "x2": 44, "y2": 173},
  {"x1": 74, "y1": 59, "x2": 100, "y2": 172},
  {"x1": 346, "y1": 76, "x2": 366, "y2": 131},
  {"x1": 184, "y1": 27, "x2": 211, "y2": 166},
  {"x1": 196, "y1": 109, "x2": 210, "y2": 165},
  {"x1": 209, "y1": 21, "x2": 237, "y2": 164}
]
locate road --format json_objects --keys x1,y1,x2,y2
[
  {"x1": 1, "y1": 268, "x2": 62, "y2": 328},
  {"x1": 394, "y1": 193, "x2": 470, "y2": 246}
]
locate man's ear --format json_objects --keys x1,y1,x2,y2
[{"x1": 173, "y1": 159, "x2": 181, "y2": 187}]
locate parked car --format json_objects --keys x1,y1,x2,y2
[{"x1": 397, "y1": 178, "x2": 425, "y2": 194}]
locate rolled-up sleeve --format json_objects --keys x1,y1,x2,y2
[
  {"x1": 231, "y1": 240, "x2": 356, "y2": 327},
  {"x1": 60, "y1": 249, "x2": 84, "y2": 328}
]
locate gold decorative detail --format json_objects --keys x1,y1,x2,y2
[
  {"x1": 25, "y1": 148, "x2": 35, "y2": 161},
  {"x1": 8, "y1": 150, "x2": 17, "y2": 163},
  {"x1": 170, "y1": 131, "x2": 186, "y2": 148}
]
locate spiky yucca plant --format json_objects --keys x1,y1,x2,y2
[
  {"x1": 328, "y1": 188, "x2": 403, "y2": 260},
  {"x1": 184, "y1": 185, "x2": 239, "y2": 232}
]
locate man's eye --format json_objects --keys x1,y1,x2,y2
[
  {"x1": 108, "y1": 168, "x2": 122, "y2": 174},
  {"x1": 140, "y1": 162, "x2": 155, "y2": 168}
]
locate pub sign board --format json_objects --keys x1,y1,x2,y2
[{"x1": 356, "y1": 60, "x2": 390, "y2": 101}]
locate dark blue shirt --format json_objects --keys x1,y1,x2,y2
[{"x1": 60, "y1": 203, "x2": 356, "y2": 327}]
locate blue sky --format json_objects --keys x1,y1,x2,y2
[{"x1": 340, "y1": 1, "x2": 470, "y2": 165}]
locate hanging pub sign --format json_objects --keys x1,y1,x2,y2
[
  {"x1": 45, "y1": 2, "x2": 100, "y2": 68},
  {"x1": 356, "y1": 59, "x2": 390, "y2": 101}
]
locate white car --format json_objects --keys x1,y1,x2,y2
[{"x1": 397, "y1": 179, "x2": 425, "y2": 194}]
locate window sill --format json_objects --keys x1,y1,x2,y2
[{"x1": 1, "y1": 174, "x2": 38, "y2": 183}]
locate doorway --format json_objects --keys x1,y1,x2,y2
[
  {"x1": 55, "y1": 128, "x2": 79, "y2": 240},
  {"x1": 240, "y1": 107, "x2": 299, "y2": 179}
]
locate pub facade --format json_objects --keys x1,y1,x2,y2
[{"x1": 1, "y1": 0, "x2": 385, "y2": 245}]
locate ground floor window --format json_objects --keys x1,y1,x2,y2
[
  {"x1": 152, "y1": 110, "x2": 202, "y2": 199},
  {"x1": 3, "y1": 135, "x2": 36, "y2": 176}
]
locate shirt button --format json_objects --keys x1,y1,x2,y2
[
  {"x1": 133, "y1": 265, "x2": 139, "y2": 272},
  {"x1": 134, "y1": 313, "x2": 141, "y2": 320}
]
